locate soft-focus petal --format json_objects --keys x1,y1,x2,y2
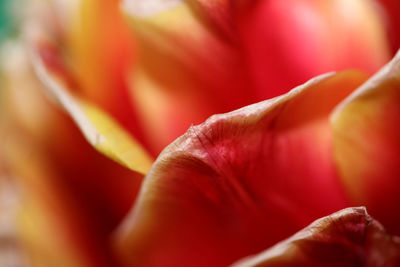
[
  {"x1": 66, "y1": 0, "x2": 142, "y2": 134},
  {"x1": 377, "y1": 0, "x2": 400, "y2": 53},
  {"x1": 235, "y1": 0, "x2": 390, "y2": 95},
  {"x1": 123, "y1": 0, "x2": 390, "y2": 154},
  {"x1": 331, "y1": 50, "x2": 400, "y2": 235},
  {"x1": 27, "y1": 0, "x2": 150, "y2": 149},
  {"x1": 232, "y1": 207, "x2": 400, "y2": 267},
  {"x1": 123, "y1": 0, "x2": 252, "y2": 154},
  {"x1": 1, "y1": 3, "x2": 154, "y2": 264},
  {"x1": 0, "y1": 42, "x2": 143, "y2": 266},
  {"x1": 30, "y1": 36, "x2": 153, "y2": 174},
  {"x1": 115, "y1": 71, "x2": 368, "y2": 267}
]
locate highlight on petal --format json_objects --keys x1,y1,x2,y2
[
  {"x1": 122, "y1": 0, "x2": 390, "y2": 154},
  {"x1": 232, "y1": 207, "x2": 400, "y2": 267},
  {"x1": 29, "y1": 33, "x2": 153, "y2": 175},
  {"x1": 115, "y1": 71, "x2": 368, "y2": 267},
  {"x1": 0, "y1": 41, "x2": 143, "y2": 267},
  {"x1": 122, "y1": 0, "x2": 182, "y2": 17},
  {"x1": 331, "y1": 50, "x2": 400, "y2": 235}
]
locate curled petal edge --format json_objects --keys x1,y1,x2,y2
[
  {"x1": 27, "y1": 34, "x2": 153, "y2": 175},
  {"x1": 232, "y1": 207, "x2": 400, "y2": 267}
]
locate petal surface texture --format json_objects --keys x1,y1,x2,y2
[
  {"x1": 123, "y1": 0, "x2": 390, "y2": 153},
  {"x1": 116, "y1": 71, "x2": 368, "y2": 267},
  {"x1": 332, "y1": 50, "x2": 400, "y2": 234},
  {"x1": 232, "y1": 207, "x2": 400, "y2": 267}
]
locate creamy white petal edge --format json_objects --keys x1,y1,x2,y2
[{"x1": 122, "y1": 0, "x2": 182, "y2": 18}]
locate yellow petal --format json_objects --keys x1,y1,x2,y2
[{"x1": 331, "y1": 50, "x2": 400, "y2": 234}]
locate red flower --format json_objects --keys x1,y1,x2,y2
[{"x1": 0, "y1": 0, "x2": 400, "y2": 266}]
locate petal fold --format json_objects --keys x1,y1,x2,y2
[
  {"x1": 115, "y1": 71, "x2": 367, "y2": 267},
  {"x1": 29, "y1": 34, "x2": 153, "y2": 175},
  {"x1": 232, "y1": 207, "x2": 400, "y2": 267}
]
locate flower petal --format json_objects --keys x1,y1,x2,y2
[
  {"x1": 122, "y1": 0, "x2": 253, "y2": 154},
  {"x1": 377, "y1": 0, "x2": 400, "y2": 53},
  {"x1": 29, "y1": 33, "x2": 153, "y2": 175},
  {"x1": 115, "y1": 70, "x2": 367, "y2": 267},
  {"x1": 27, "y1": 0, "x2": 151, "y2": 151},
  {"x1": 66, "y1": 0, "x2": 140, "y2": 131},
  {"x1": 122, "y1": 0, "x2": 390, "y2": 154},
  {"x1": 235, "y1": 0, "x2": 390, "y2": 94},
  {"x1": 0, "y1": 41, "x2": 143, "y2": 267},
  {"x1": 232, "y1": 207, "x2": 400, "y2": 267},
  {"x1": 331, "y1": 50, "x2": 400, "y2": 234}
]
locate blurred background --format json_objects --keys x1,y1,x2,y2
[{"x1": 1, "y1": 1, "x2": 27, "y2": 266}]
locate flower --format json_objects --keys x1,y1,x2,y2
[{"x1": 0, "y1": 0, "x2": 400, "y2": 266}]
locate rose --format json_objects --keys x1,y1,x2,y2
[{"x1": 0, "y1": 0, "x2": 399, "y2": 266}]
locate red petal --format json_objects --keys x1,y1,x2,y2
[
  {"x1": 236, "y1": 0, "x2": 390, "y2": 98},
  {"x1": 232, "y1": 207, "x2": 400, "y2": 267},
  {"x1": 115, "y1": 71, "x2": 367, "y2": 267},
  {"x1": 123, "y1": 0, "x2": 390, "y2": 154},
  {"x1": 376, "y1": 0, "x2": 400, "y2": 54}
]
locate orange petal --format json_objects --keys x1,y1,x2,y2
[
  {"x1": 0, "y1": 41, "x2": 143, "y2": 266},
  {"x1": 232, "y1": 207, "x2": 400, "y2": 267},
  {"x1": 115, "y1": 71, "x2": 367, "y2": 267},
  {"x1": 27, "y1": 22, "x2": 153, "y2": 175},
  {"x1": 122, "y1": 1, "x2": 254, "y2": 154},
  {"x1": 67, "y1": 0, "x2": 140, "y2": 132},
  {"x1": 27, "y1": 0, "x2": 149, "y2": 149},
  {"x1": 331, "y1": 50, "x2": 400, "y2": 235}
]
